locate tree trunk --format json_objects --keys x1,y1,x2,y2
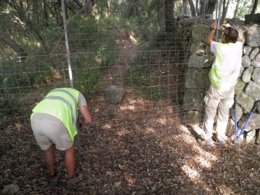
[
  {"x1": 233, "y1": 0, "x2": 241, "y2": 17},
  {"x1": 183, "y1": 0, "x2": 191, "y2": 16},
  {"x1": 32, "y1": 1, "x2": 39, "y2": 26},
  {"x1": 83, "y1": 0, "x2": 94, "y2": 16},
  {"x1": 51, "y1": 0, "x2": 63, "y2": 26},
  {"x1": 8, "y1": 2, "x2": 49, "y2": 52},
  {"x1": 222, "y1": 0, "x2": 230, "y2": 24},
  {"x1": 251, "y1": 0, "x2": 259, "y2": 14},
  {"x1": 199, "y1": 0, "x2": 217, "y2": 16},
  {"x1": 195, "y1": 0, "x2": 199, "y2": 15},
  {"x1": 43, "y1": 0, "x2": 49, "y2": 27},
  {"x1": 0, "y1": 31, "x2": 27, "y2": 59},
  {"x1": 199, "y1": 0, "x2": 207, "y2": 16},
  {"x1": 188, "y1": 0, "x2": 197, "y2": 16},
  {"x1": 66, "y1": 0, "x2": 84, "y2": 14},
  {"x1": 106, "y1": 0, "x2": 111, "y2": 14},
  {"x1": 165, "y1": 0, "x2": 174, "y2": 32},
  {"x1": 72, "y1": 0, "x2": 83, "y2": 8},
  {"x1": 158, "y1": 0, "x2": 166, "y2": 29},
  {"x1": 207, "y1": 0, "x2": 217, "y2": 15},
  {"x1": 127, "y1": 0, "x2": 138, "y2": 17}
]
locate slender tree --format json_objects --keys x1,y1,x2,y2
[
  {"x1": 199, "y1": 0, "x2": 217, "y2": 16},
  {"x1": 195, "y1": 0, "x2": 199, "y2": 14},
  {"x1": 188, "y1": 0, "x2": 197, "y2": 16},
  {"x1": 233, "y1": 0, "x2": 241, "y2": 17},
  {"x1": 251, "y1": 0, "x2": 259, "y2": 14},
  {"x1": 43, "y1": 0, "x2": 49, "y2": 27},
  {"x1": 222, "y1": 0, "x2": 230, "y2": 24},
  {"x1": 207, "y1": 0, "x2": 217, "y2": 15},
  {"x1": 158, "y1": 0, "x2": 166, "y2": 29},
  {"x1": 199, "y1": 0, "x2": 207, "y2": 15},
  {"x1": 0, "y1": 31, "x2": 27, "y2": 59},
  {"x1": 165, "y1": 0, "x2": 174, "y2": 32},
  {"x1": 182, "y1": 0, "x2": 191, "y2": 16},
  {"x1": 127, "y1": 0, "x2": 139, "y2": 17}
]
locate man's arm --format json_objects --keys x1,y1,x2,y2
[
  {"x1": 237, "y1": 27, "x2": 247, "y2": 43},
  {"x1": 79, "y1": 105, "x2": 92, "y2": 125},
  {"x1": 206, "y1": 20, "x2": 217, "y2": 46}
]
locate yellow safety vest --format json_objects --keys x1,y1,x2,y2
[
  {"x1": 209, "y1": 43, "x2": 223, "y2": 88},
  {"x1": 31, "y1": 88, "x2": 79, "y2": 141},
  {"x1": 209, "y1": 41, "x2": 243, "y2": 90}
]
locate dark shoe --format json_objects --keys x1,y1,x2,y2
[
  {"x1": 66, "y1": 175, "x2": 81, "y2": 189},
  {"x1": 216, "y1": 136, "x2": 231, "y2": 146},
  {"x1": 48, "y1": 173, "x2": 58, "y2": 186},
  {"x1": 204, "y1": 138, "x2": 215, "y2": 147},
  {"x1": 215, "y1": 140, "x2": 226, "y2": 146}
]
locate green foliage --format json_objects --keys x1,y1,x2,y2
[
  {"x1": 0, "y1": 59, "x2": 52, "y2": 95},
  {"x1": 116, "y1": 0, "x2": 161, "y2": 41},
  {"x1": 96, "y1": 35, "x2": 117, "y2": 66},
  {"x1": 124, "y1": 61, "x2": 167, "y2": 101},
  {"x1": 67, "y1": 16, "x2": 119, "y2": 98},
  {"x1": 44, "y1": 25, "x2": 63, "y2": 45},
  {"x1": 140, "y1": 87, "x2": 167, "y2": 101},
  {"x1": 124, "y1": 66, "x2": 150, "y2": 87},
  {"x1": 75, "y1": 68, "x2": 101, "y2": 97},
  {"x1": 0, "y1": 95, "x2": 19, "y2": 115},
  {"x1": 72, "y1": 53, "x2": 101, "y2": 97},
  {"x1": 123, "y1": 33, "x2": 171, "y2": 101},
  {"x1": 236, "y1": 0, "x2": 260, "y2": 17},
  {"x1": 0, "y1": 60, "x2": 26, "y2": 94},
  {"x1": 124, "y1": 66, "x2": 167, "y2": 101},
  {"x1": 68, "y1": 16, "x2": 118, "y2": 66},
  {"x1": 124, "y1": 47, "x2": 157, "y2": 86},
  {"x1": 69, "y1": 16, "x2": 98, "y2": 34},
  {"x1": 0, "y1": 0, "x2": 172, "y2": 106}
]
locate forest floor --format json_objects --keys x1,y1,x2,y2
[{"x1": 0, "y1": 89, "x2": 259, "y2": 195}]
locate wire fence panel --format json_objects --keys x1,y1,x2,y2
[{"x1": 0, "y1": 26, "x2": 192, "y2": 129}]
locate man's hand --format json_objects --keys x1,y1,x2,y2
[
  {"x1": 206, "y1": 20, "x2": 217, "y2": 46},
  {"x1": 210, "y1": 20, "x2": 217, "y2": 30},
  {"x1": 79, "y1": 105, "x2": 92, "y2": 125},
  {"x1": 77, "y1": 117, "x2": 84, "y2": 130}
]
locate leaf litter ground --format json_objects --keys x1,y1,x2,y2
[{"x1": 0, "y1": 88, "x2": 259, "y2": 195}]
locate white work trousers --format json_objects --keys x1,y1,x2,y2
[{"x1": 202, "y1": 85, "x2": 234, "y2": 141}]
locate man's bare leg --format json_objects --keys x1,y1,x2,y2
[
  {"x1": 43, "y1": 144, "x2": 56, "y2": 176},
  {"x1": 65, "y1": 145, "x2": 75, "y2": 178}
]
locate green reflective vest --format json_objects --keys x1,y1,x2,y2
[
  {"x1": 31, "y1": 88, "x2": 79, "y2": 141},
  {"x1": 209, "y1": 43, "x2": 223, "y2": 88},
  {"x1": 209, "y1": 41, "x2": 242, "y2": 90}
]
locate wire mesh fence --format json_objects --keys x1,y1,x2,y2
[{"x1": 0, "y1": 23, "x2": 192, "y2": 129}]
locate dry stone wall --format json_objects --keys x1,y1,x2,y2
[{"x1": 178, "y1": 17, "x2": 260, "y2": 144}]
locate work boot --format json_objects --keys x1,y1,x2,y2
[
  {"x1": 48, "y1": 173, "x2": 58, "y2": 186},
  {"x1": 216, "y1": 135, "x2": 229, "y2": 146},
  {"x1": 215, "y1": 140, "x2": 226, "y2": 146},
  {"x1": 66, "y1": 175, "x2": 81, "y2": 189},
  {"x1": 204, "y1": 138, "x2": 215, "y2": 147}
]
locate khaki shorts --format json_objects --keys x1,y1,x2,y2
[{"x1": 31, "y1": 113, "x2": 73, "y2": 151}]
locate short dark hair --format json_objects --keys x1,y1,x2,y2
[{"x1": 223, "y1": 27, "x2": 238, "y2": 43}]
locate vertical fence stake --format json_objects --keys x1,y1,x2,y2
[
  {"x1": 215, "y1": 0, "x2": 223, "y2": 40},
  {"x1": 61, "y1": 0, "x2": 81, "y2": 153},
  {"x1": 61, "y1": 0, "x2": 74, "y2": 88}
]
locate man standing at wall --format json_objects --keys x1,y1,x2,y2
[
  {"x1": 30, "y1": 87, "x2": 92, "y2": 187},
  {"x1": 201, "y1": 20, "x2": 243, "y2": 146}
]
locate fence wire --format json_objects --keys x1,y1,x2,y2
[{"x1": 0, "y1": 24, "x2": 193, "y2": 129}]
